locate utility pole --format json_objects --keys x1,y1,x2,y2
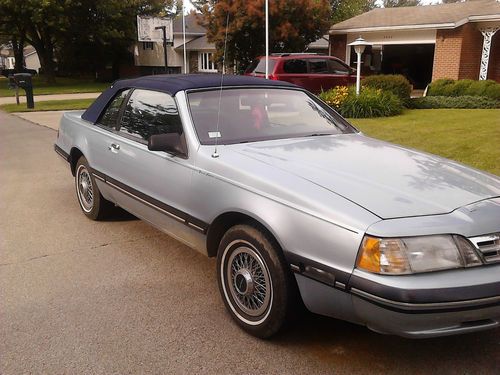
[
  {"x1": 182, "y1": 5, "x2": 187, "y2": 74},
  {"x1": 155, "y1": 26, "x2": 168, "y2": 73},
  {"x1": 265, "y1": 0, "x2": 269, "y2": 79}
]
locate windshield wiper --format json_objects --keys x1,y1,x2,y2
[{"x1": 307, "y1": 133, "x2": 333, "y2": 137}]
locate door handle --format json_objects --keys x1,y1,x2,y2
[{"x1": 108, "y1": 143, "x2": 120, "y2": 152}]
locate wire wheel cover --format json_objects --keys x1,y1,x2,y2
[
  {"x1": 77, "y1": 166, "x2": 94, "y2": 212},
  {"x1": 226, "y1": 245, "x2": 271, "y2": 317}
]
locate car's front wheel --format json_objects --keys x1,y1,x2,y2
[
  {"x1": 217, "y1": 224, "x2": 297, "y2": 338},
  {"x1": 75, "y1": 156, "x2": 112, "y2": 220}
]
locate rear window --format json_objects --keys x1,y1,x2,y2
[
  {"x1": 245, "y1": 58, "x2": 276, "y2": 74},
  {"x1": 283, "y1": 59, "x2": 307, "y2": 74}
]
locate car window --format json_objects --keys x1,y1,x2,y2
[
  {"x1": 188, "y1": 88, "x2": 356, "y2": 145},
  {"x1": 98, "y1": 89, "x2": 130, "y2": 128},
  {"x1": 119, "y1": 89, "x2": 183, "y2": 142},
  {"x1": 283, "y1": 59, "x2": 307, "y2": 74},
  {"x1": 308, "y1": 59, "x2": 329, "y2": 74},
  {"x1": 328, "y1": 60, "x2": 350, "y2": 75},
  {"x1": 245, "y1": 58, "x2": 276, "y2": 74}
]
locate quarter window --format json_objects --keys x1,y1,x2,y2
[
  {"x1": 98, "y1": 89, "x2": 130, "y2": 128},
  {"x1": 119, "y1": 89, "x2": 183, "y2": 141}
]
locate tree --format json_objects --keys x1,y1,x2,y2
[
  {"x1": 330, "y1": 0, "x2": 377, "y2": 24},
  {"x1": 0, "y1": 1, "x2": 28, "y2": 72},
  {"x1": 0, "y1": 0, "x2": 175, "y2": 82},
  {"x1": 196, "y1": 0, "x2": 331, "y2": 72},
  {"x1": 383, "y1": 0, "x2": 421, "y2": 7},
  {"x1": 55, "y1": 0, "x2": 175, "y2": 80}
]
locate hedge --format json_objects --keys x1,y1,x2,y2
[
  {"x1": 428, "y1": 79, "x2": 500, "y2": 100},
  {"x1": 411, "y1": 95, "x2": 500, "y2": 109}
]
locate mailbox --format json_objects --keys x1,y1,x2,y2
[{"x1": 13, "y1": 73, "x2": 34, "y2": 109}]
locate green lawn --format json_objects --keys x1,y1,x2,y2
[
  {"x1": 0, "y1": 76, "x2": 108, "y2": 97},
  {"x1": 350, "y1": 109, "x2": 500, "y2": 176},
  {"x1": 0, "y1": 98, "x2": 94, "y2": 113}
]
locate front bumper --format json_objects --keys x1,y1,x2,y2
[{"x1": 294, "y1": 263, "x2": 500, "y2": 338}]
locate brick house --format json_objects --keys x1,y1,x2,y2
[{"x1": 329, "y1": 0, "x2": 500, "y2": 88}]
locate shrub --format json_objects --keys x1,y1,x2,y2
[
  {"x1": 427, "y1": 78, "x2": 455, "y2": 96},
  {"x1": 318, "y1": 86, "x2": 349, "y2": 111},
  {"x1": 485, "y1": 83, "x2": 500, "y2": 100},
  {"x1": 464, "y1": 79, "x2": 499, "y2": 99},
  {"x1": 411, "y1": 96, "x2": 500, "y2": 109},
  {"x1": 428, "y1": 79, "x2": 500, "y2": 100},
  {"x1": 448, "y1": 79, "x2": 474, "y2": 96},
  {"x1": 362, "y1": 74, "x2": 412, "y2": 106},
  {"x1": 320, "y1": 86, "x2": 403, "y2": 118}
]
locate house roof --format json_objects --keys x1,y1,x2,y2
[
  {"x1": 175, "y1": 35, "x2": 214, "y2": 51},
  {"x1": 81, "y1": 74, "x2": 296, "y2": 123},
  {"x1": 307, "y1": 36, "x2": 329, "y2": 49},
  {"x1": 173, "y1": 13, "x2": 206, "y2": 35},
  {"x1": 330, "y1": 0, "x2": 500, "y2": 33}
]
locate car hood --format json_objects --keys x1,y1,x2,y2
[{"x1": 230, "y1": 134, "x2": 500, "y2": 219}]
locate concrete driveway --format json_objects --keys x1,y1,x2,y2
[{"x1": 1, "y1": 111, "x2": 498, "y2": 374}]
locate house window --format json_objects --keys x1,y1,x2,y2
[
  {"x1": 142, "y1": 42, "x2": 154, "y2": 51},
  {"x1": 199, "y1": 52, "x2": 217, "y2": 72}
]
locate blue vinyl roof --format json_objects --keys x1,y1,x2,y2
[{"x1": 81, "y1": 74, "x2": 297, "y2": 123}]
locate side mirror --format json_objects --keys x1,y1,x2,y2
[{"x1": 148, "y1": 133, "x2": 187, "y2": 158}]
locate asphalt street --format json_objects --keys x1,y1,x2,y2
[{"x1": 1, "y1": 111, "x2": 499, "y2": 374}]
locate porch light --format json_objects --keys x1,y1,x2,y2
[{"x1": 348, "y1": 37, "x2": 371, "y2": 95}]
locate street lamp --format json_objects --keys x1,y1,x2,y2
[{"x1": 348, "y1": 37, "x2": 371, "y2": 95}]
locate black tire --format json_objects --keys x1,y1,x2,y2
[
  {"x1": 75, "y1": 156, "x2": 113, "y2": 220},
  {"x1": 217, "y1": 223, "x2": 297, "y2": 338}
]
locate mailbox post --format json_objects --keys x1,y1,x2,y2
[{"x1": 13, "y1": 73, "x2": 34, "y2": 109}]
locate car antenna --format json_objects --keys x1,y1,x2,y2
[{"x1": 212, "y1": 12, "x2": 230, "y2": 158}]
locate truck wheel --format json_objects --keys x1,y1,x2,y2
[
  {"x1": 217, "y1": 224, "x2": 296, "y2": 338},
  {"x1": 75, "y1": 156, "x2": 112, "y2": 220}
]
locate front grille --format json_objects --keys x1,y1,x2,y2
[{"x1": 468, "y1": 233, "x2": 500, "y2": 264}]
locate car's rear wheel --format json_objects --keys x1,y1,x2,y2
[
  {"x1": 217, "y1": 224, "x2": 296, "y2": 338},
  {"x1": 75, "y1": 156, "x2": 112, "y2": 220}
]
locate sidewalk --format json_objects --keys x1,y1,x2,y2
[
  {"x1": 12, "y1": 110, "x2": 66, "y2": 131},
  {"x1": 0, "y1": 92, "x2": 100, "y2": 105}
]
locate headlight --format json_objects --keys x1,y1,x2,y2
[{"x1": 357, "y1": 234, "x2": 482, "y2": 274}]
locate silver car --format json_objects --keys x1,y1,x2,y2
[{"x1": 54, "y1": 75, "x2": 500, "y2": 339}]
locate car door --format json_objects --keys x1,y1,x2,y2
[
  {"x1": 104, "y1": 89, "x2": 205, "y2": 249},
  {"x1": 327, "y1": 59, "x2": 354, "y2": 87},
  {"x1": 307, "y1": 58, "x2": 352, "y2": 93},
  {"x1": 278, "y1": 59, "x2": 310, "y2": 90}
]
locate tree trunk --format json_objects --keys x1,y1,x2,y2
[
  {"x1": 41, "y1": 48, "x2": 57, "y2": 84},
  {"x1": 11, "y1": 34, "x2": 25, "y2": 72},
  {"x1": 27, "y1": 27, "x2": 56, "y2": 84}
]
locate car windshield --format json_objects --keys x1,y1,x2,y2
[{"x1": 187, "y1": 88, "x2": 356, "y2": 145}]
